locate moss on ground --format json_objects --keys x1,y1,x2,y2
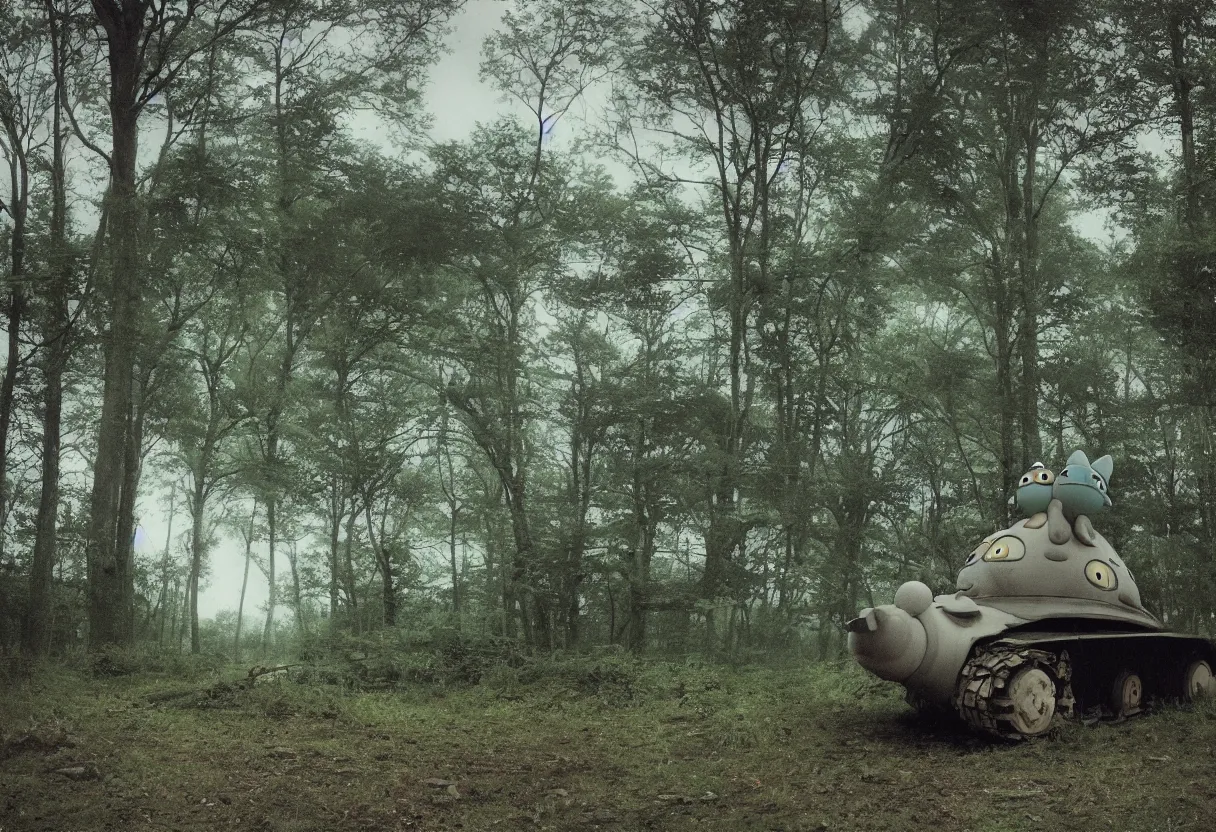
[{"x1": 2, "y1": 656, "x2": 1214, "y2": 831}]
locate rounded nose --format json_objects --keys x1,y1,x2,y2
[{"x1": 847, "y1": 605, "x2": 928, "y2": 683}]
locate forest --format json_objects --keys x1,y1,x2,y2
[
  {"x1": 4, "y1": 1, "x2": 1216, "y2": 830},
  {"x1": 0, "y1": 0, "x2": 1214, "y2": 660},
  {"x1": 0, "y1": 0, "x2": 1212, "y2": 663}
]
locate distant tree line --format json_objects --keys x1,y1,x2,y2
[{"x1": 1, "y1": 0, "x2": 1215, "y2": 660}]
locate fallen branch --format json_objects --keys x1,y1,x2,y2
[
  {"x1": 245, "y1": 664, "x2": 299, "y2": 683},
  {"x1": 144, "y1": 664, "x2": 301, "y2": 705}
]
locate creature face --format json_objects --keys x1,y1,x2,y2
[
  {"x1": 1053, "y1": 450, "x2": 1113, "y2": 519},
  {"x1": 955, "y1": 517, "x2": 1144, "y2": 614},
  {"x1": 1016, "y1": 462, "x2": 1055, "y2": 515}
]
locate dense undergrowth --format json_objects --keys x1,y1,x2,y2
[{"x1": 54, "y1": 629, "x2": 842, "y2": 699}]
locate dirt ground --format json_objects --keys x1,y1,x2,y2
[{"x1": 1, "y1": 661, "x2": 1214, "y2": 832}]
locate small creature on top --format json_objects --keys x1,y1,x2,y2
[
  {"x1": 1054, "y1": 450, "x2": 1112, "y2": 520},
  {"x1": 1012, "y1": 450, "x2": 1113, "y2": 547},
  {"x1": 1015, "y1": 462, "x2": 1055, "y2": 516}
]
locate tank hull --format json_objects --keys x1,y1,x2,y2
[{"x1": 984, "y1": 628, "x2": 1216, "y2": 712}]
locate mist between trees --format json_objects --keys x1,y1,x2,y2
[{"x1": 1, "y1": 0, "x2": 1215, "y2": 664}]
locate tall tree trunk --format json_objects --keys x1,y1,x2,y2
[
  {"x1": 1170, "y1": 9, "x2": 1198, "y2": 230},
  {"x1": 992, "y1": 253, "x2": 1016, "y2": 526},
  {"x1": 1017, "y1": 121, "x2": 1043, "y2": 470},
  {"x1": 440, "y1": 436, "x2": 461, "y2": 623},
  {"x1": 564, "y1": 426, "x2": 585, "y2": 648},
  {"x1": 625, "y1": 416, "x2": 656, "y2": 652},
  {"x1": 168, "y1": 577, "x2": 179, "y2": 651},
  {"x1": 0, "y1": 139, "x2": 27, "y2": 564},
  {"x1": 188, "y1": 470, "x2": 206, "y2": 654},
  {"x1": 328, "y1": 476, "x2": 341, "y2": 625},
  {"x1": 449, "y1": 501, "x2": 461, "y2": 621},
  {"x1": 482, "y1": 490, "x2": 511, "y2": 638},
  {"x1": 1167, "y1": 5, "x2": 1216, "y2": 617},
  {"x1": 234, "y1": 502, "x2": 257, "y2": 661},
  {"x1": 381, "y1": 552, "x2": 396, "y2": 627},
  {"x1": 625, "y1": 533, "x2": 656, "y2": 652},
  {"x1": 262, "y1": 492, "x2": 277, "y2": 653},
  {"x1": 22, "y1": 308, "x2": 60, "y2": 656},
  {"x1": 260, "y1": 27, "x2": 312, "y2": 652},
  {"x1": 772, "y1": 299, "x2": 803, "y2": 615},
  {"x1": 116, "y1": 388, "x2": 144, "y2": 631},
  {"x1": 363, "y1": 499, "x2": 396, "y2": 626},
  {"x1": 342, "y1": 510, "x2": 358, "y2": 627},
  {"x1": 177, "y1": 575, "x2": 190, "y2": 651},
  {"x1": 87, "y1": 2, "x2": 145, "y2": 648},
  {"x1": 287, "y1": 540, "x2": 305, "y2": 635},
  {"x1": 155, "y1": 489, "x2": 175, "y2": 647},
  {"x1": 23, "y1": 8, "x2": 70, "y2": 656},
  {"x1": 570, "y1": 409, "x2": 596, "y2": 648},
  {"x1": 488, "y1": 466, "x2": 533, "y2": 643}
]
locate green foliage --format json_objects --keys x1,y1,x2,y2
[
  {"x1": 292, "y1": 628, "x2": 529, "y2": 690},
  {"x1": 218, "y1": 675, "x2": 349, "y2": 721},
  {"x1": 84, "y1": 645, "x2": 229, "y2": 679},
  {"x1": 506, "y1": 648, "x2": 648, "y2": 705},
  {"x1": 10, "y1": 0, "x2": 1216, "y2": 668}
]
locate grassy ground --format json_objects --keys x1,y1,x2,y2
[{"x1": 2, "y1": 654, "x2": 1214, "y2": 832}]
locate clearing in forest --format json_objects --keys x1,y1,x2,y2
[{"x1": 1, "y1": 657, "x2": 1213, "y2": 831}]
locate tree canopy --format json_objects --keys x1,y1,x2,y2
[{"x1": 2, "y1": 0, "x2": 1216, "y2": 659}]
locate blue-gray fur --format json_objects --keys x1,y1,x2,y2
[
  {"x1": 1054, "y1": 450, "x2": 1112, "y2": 521},
  {"x1": 1015, "y1": 462, "x2": 1054, "y2": 516}
]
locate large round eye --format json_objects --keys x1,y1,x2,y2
[
  {"x1": 1019, "y1": 473, "x2": 1033, "y2": 486},
  {"x1": 1085, "y1": 560, "x2": 1118, "y2": 590},
  {"x1": 983, "y1": 536, "x2": 1025, "y2": 562},
  {"x1": 1035, "y1": 470, "x2": 1054, "y2": 484}
]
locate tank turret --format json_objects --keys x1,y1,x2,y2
[{"x1": 846, "y1": 452, "x2": 1216, "y2": 737}]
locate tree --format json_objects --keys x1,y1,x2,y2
[
  {"x1": 614, "y1": 0, "x2": 870, "y2": 644},
  {"x1": 432, "y1": 120, "x2": 588, "y2": 647},
  {"x1": 83, "y1": 0, "x2": 269, "y2": 648},
  {"x1": 17, "y1": 0, "x2": 79, "y2": 657},
  {"x1": 238, "y1": 0, "x2": 460, "y2": 651},
  {"x1": 174, "y1": 294, "x2": 253, "y2": 653},
  {"x1": 1109, "y1": 0, "x2": 1216, "y2": 623},
  {"x1": 905, "y1": 0, "x2": 1146, "y2": 521}
]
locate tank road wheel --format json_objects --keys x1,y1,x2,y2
[
  {"x1": 1109, "y1": 670, "x2": 1143, "y2": 718},
  {"x1": 1006, "y1": 668, "x2": 1057, "y2": 735},
  {"x1": 954, "y1": 647, "x2": 1074, "y2": 739},
  {"x1": 1182, "y1": 660, "x2": 1215, "y2": 702}
]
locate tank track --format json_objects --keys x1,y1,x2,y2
[{"x1": 954, "y1": 645, "x2": 1075, "y2": 737}]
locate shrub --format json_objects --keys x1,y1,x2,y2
[
  {"x1": 429, "y1": 630, "x2": 525, "y2": 685},
  {"x1": 505, "y1": 649, "x2": 649, "y2": 705},
  {"x1": 85, "y1": 646, "x2": 228, "y2": 678},
  {"x1": 87, "y1": 646, "x2": 147, "y2": 677},
  {"x1": 0, "y1": 652, "x2": 33, "y2": 687},
  {"x1": 295, "y1": 628, "x2": 528, "y2": 690}
]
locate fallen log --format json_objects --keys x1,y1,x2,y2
[{"x1": 144, "y1": 664, "x2": 300, "y2": 705}]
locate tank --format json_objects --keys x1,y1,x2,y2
[{"x1": 846, "y1": 451, "x2": 1216, "y2": 738}]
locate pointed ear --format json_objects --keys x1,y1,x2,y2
[
  {"x1": 1092, "y1": 454, "x2": 1113, "y2": 484},
  {"x1": 1066, "y1": 450, "x2": 1089, "y2": 468}
]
